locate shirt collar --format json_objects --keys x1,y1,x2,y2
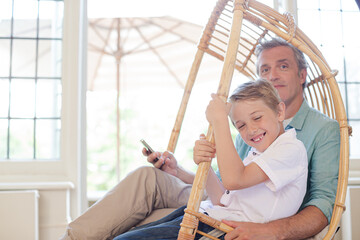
[{"x1": 286, "y1": 99, "x2": 310, "y2": 131}]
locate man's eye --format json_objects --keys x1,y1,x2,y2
[
  {"x1": 261, "y1": 68, "x2": 269, "y2": 74},
  {"x1": 280, "y1": 64, "x2": 288, "y2": 70}
]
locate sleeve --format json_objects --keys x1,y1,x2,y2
[
  {"x1": 301, "y1": 120, "x2": 340, "y2": 223},
  {"x1": 253, "y1": 140, "x2": 308, "y2": 192}
]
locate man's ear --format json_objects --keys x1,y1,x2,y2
[
  {"x1": 299, "y1": 68, "x2": 307, "y2": 85},
  {"x1": 278, "y1": 102, "x2": 286, "y2": 121}
]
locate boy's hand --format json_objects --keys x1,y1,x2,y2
[
  {"x1": 206, "y1": 93, "x2": 232, "y2": 125},
  {"x1": 193, "y1": 134, "x2": 216, "y2": 164}
]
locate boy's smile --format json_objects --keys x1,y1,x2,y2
[{"x1": 251, "y1": 132, "x2": 266, "y2": 143}]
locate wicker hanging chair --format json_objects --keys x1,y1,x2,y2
[{"x1": 163, "y1": 0, "x2": 350, "y2": 239}]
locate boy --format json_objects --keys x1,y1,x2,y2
[{"x1": 113, "y1": 79, "x2": 308, "y2": 239}]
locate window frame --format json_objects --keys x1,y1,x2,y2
[{"x1": 0, "y1": 0, "x2": 87, "y2": 211}]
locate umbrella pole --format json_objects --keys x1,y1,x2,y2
[
  {"x1": 116, "y1": 19, "x2": 121, "y2": 182},
  {"x1": 116, "y1": 59, "x2": 121, "y2": 182}
]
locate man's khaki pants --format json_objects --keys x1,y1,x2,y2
[{"x1": 60, "y1": 167, "x2": 195, "y2": 240}]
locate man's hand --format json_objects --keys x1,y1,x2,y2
[
  {"x1": 223, "y1": 220, "x2": 277, "y2": 240},
  {"x1": 222, "y1": 206, "x2": 328, "y2": 240},
  {"x1": 142, "y1": 148, "x2": 178, "y2": 177}
]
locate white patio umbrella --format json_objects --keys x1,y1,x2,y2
[{"x1": 87, "y1": 16, "x2": 209, "y2": 180}]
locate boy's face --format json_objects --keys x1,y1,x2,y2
[{"x1": 230, "y1": 99, "x2": 285, "y2": 152}]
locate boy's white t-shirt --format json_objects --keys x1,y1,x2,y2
[{"x1": 199, "y1": 128, "x2": 308, "y2": 223}]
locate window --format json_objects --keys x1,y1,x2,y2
[
  {"x1": 297, "y1": 0, "x2": 360, "y2": 159},
  {"x1": 0, "y1": 0, "x2": 63, "y2": 161},
  {"x1": 0, "y1": 0, "x2": 86, "y2": 207}
]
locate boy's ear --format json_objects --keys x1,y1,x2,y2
[{"x1": 278, "y1": 102, "x2": 286, "y2": 121}]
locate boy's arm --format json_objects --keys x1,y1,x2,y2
[
  {"x1": 206, "y1": 95, "x2": 268, "y2": 190},
  {"x1": 206, "y1": 168, "x2": 226, "y2": 205}
]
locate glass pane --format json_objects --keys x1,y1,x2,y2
[
  {"x1": 10, "y1": 79, "x2": 35, "y2": 118},
  {"x1": 344, "y1": 47, "x2": 360, "y2": 83},
  {"x1": 319, "y1": 46, "x2": 345, "y2": 82},
  {"x1": 341, "y1": 0, "x2": 359, "y2": 11},
  {"x1": 0, "y1": 40, "x2": 11, "y2": 76},
  {"x1": 346, "y1": 83, "x2": 360, "y2": 119},
  {"x1": 39, "y1": 0, "x2": 64, "y2": 38},
  {"x1": 337, "y1": 83, "x2": 347, "y2": 113},
  {"x1": 349, "y1": 120, "x2": 360, "y2": 158},
  {"x1": 297, "y1": 0, "x2": 320, "y2": 9},
  {"x1": 13, "y1": 19, "x2": 38, "y2": 38},
  {"x1": 36, "y1": 79, "x2": 62, "y2": 118},
  {"x1": 320, "y1": 0, "x2": 341, "y2": 10},
  {"x1": 298, "y1": 10, "x2": 321, "y2": 46},
  {"x1": 342, "y1": 12, "x2": 360, "y2": 47},
  {"x1": 9, "y1": 119, "x2": 34, "y2": 159},
  {"x1": 37, "y1": 39, "x2": 62, "y2": 77},
  {"x1": 338, "y1": 82, "x2": 346, "y2": 98},
  {"x1": 0, "y1": 0, "x2": 12, "y2": 37},
  {"x1": 36, "y1": 119, "x2": 60, "y2": 159},
  {"x1": 320, "y1": 11, "x2": 343, "y2": 46},
  {"x1": 0, "y1": 119, "x2": 8, "y2": 159},
  {"x1": 11, "y1": 39, "x2": 36, "y2": 77},
  {"x1": 13, "y1": 0, "x2": 38, "y2": 37},
  {"x1": 0, "y1": 79, "x2": 9, "y2": 117}
]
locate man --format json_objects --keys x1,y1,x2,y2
[
  {"x1": 61, "y1": 38, "x2": 340, "y2": 240},
  {"x1": 221, "y1": 39, "x2": 340, "y2": 239}
]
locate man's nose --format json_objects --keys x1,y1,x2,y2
[{"x1": 269, "y1": 68, "x2": 280, "y2": 81}]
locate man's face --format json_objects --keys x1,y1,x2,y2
[{"x1": 257, "y1": 46, "x2": 306, "y2": 109}]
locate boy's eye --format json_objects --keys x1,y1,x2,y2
[
  {"x1": 254, "y1": 116, "x2": 262, "y2": 121},
  {"x1": 237, "y1": 124, "x2": 245, "y2": 130}
]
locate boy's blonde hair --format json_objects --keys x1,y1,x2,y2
[{"x1": 229, "y1": 79, "x2": 282, "y2": 113}]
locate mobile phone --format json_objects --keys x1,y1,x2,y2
[{"x1": 140, "y1": 139, "x2": 159, "y2": 162}]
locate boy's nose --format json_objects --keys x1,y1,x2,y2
[{"x1": 248, "y1": 125, "x2": 257, "y2": 135}]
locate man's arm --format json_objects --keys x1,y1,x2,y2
[
  {"x1": 175, "y1": 165, "x2": 196, "y2": 184},
  {"x1": 223, "y1": 206, "x2": 328, "y2": 240},
  {"x1": 144, "y1": 149, "x2": 196, "y2": 184}
]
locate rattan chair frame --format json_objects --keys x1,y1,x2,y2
[{"x1": 163, "y1": 0, "x2": 350, "y2": 239}]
